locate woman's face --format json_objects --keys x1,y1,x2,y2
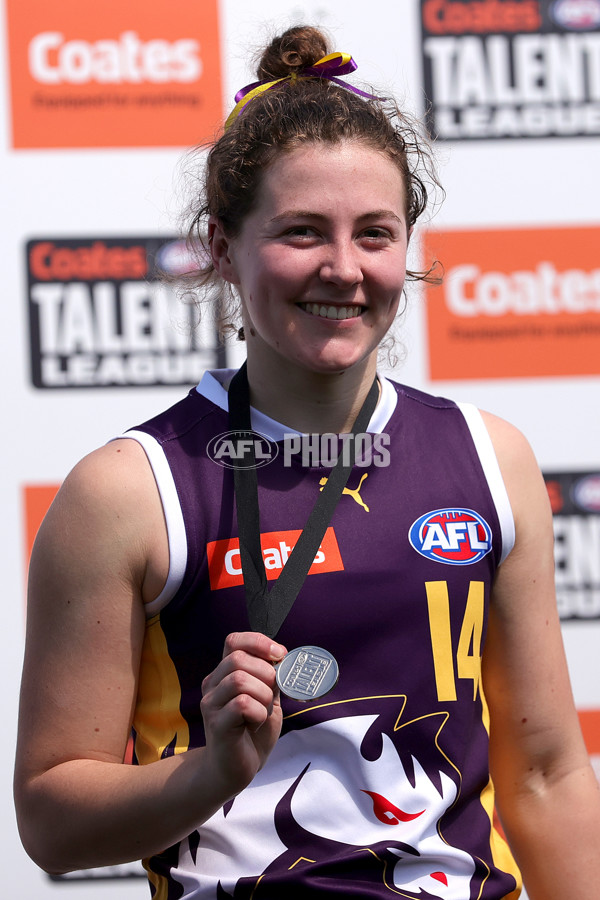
[{"x1": 213, "y1": 140, "x2": 410, "y2": 379}]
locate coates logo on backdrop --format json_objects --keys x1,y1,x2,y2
[
  {"x1": 26, "y1": 236, "x2": 224, "y2": 388},
  {"x1": 420, "y1": 0, "x2": 600, "y2": 140},
  {"x1": 544, "y1": 470, "x2": 600, "y2": 620},
  {"x1": 409, "y1": 508, "x2": 493, "y2": 565},
  {"x1": 423, "y1": 224, "x2": 600, "y2": 380},
  {"x1": 5, "y1": 0, "x2": 222, "y2": 149}
]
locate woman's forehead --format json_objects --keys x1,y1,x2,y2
[{"x1": 252, "y1": 141, "x2": 407, "y2": 215}]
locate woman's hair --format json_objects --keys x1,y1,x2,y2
[{"x1": 180, "y1": 25, "x2": 442, "y2": 339}]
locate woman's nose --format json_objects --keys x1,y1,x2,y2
[{"x1": 319, "y1": 241, "x2": 364, "y2": 287}]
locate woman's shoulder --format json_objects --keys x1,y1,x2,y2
[
  {"x1": 41, "y1": 438, "x2": 169, "y2": 604},
  {"x1": 477, "y1": 410, "x2": 551, "y2": 544},
  {"x1": 478, "y1": 409, "x2": 541, "y2": 476}
]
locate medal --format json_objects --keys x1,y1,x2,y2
[
  {"x1": 276, "y1": 646, "x2": 339, "y2": 701},
  {"x1": 228, "y1": 364, "x2": 378, "y2": 701}
]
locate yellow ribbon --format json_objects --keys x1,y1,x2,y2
[{"x1": 224, "y1": 52, "x2": 355, "y2": 131}]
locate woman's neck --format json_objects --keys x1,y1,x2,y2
[{"x1": 244, "y1": 355, "x2": 379, "y2": 434}]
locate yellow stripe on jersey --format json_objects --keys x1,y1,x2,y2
[
  {"x1": 479, "y1": 687, "x2": 523, "y2": 899},
  {"x1": 143, "y1": 859, "x2": 168, "y2": 900},
  {"x1": 133, "y1": 614, "x2": 190, "y2": 765}
]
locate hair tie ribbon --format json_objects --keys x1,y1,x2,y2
[{"x1": 224, "y1": 51, "x2": 379, "y2": 130}]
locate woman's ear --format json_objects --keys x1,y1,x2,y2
[{"x1": 208, "y1": 216, "x2": 240, "y2": 285}]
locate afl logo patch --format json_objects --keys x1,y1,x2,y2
[{"x1": 409, "y1": 508, "x2": 492, "y2": 565}]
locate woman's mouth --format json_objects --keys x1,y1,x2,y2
[{"x1": 299, "y1": 303, "x2": 364, "y2": 320}]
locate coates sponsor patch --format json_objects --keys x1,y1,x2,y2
[
  {"x1": 207, "y1": 527, "x2": 343, "y2": 591},
  {"x1": 409, "y1": 508, "x2": 492, "y2": 565}
]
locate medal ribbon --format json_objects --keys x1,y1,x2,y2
[{"x1": 228, "y1": 362, "x2": 379, "y2": 639}]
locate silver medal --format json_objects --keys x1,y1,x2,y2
[{"x1": 275, "y1": 645, "x2": 339, "y2": 701}]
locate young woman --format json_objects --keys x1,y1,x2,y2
[{"x1": 15, "y1": 25, "x2": 600, "y2": 900}]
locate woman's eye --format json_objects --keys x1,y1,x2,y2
[
  {"x1": 285, "y1": 226, "x2": 315, "y2": 238},
  {"x1": 361, "y1": 227, "x2": 390, "y2": 240}
]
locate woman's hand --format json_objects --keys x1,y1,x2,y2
[{"x1": 201, "y1": 632, "x2": 287, "y2": 794}]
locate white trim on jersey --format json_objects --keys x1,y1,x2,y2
[
  {"x1": 114, "y1": 429, "x2": 188, "y2": 617},
  {"x1": 112, "y1": 370, "x2": 397, "y2": 619},
  {"x1": 115, "y1": 380, "x2": 514, "y2": 618},
  {"x1": 196, "y1": 368, "x2": 399, "y2": 439},
  {"x1": 456, "y1": 402, "x2": 516, "y2": 565}
]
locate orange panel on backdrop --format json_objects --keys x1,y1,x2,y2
[
  {"x1": 579, "y1": 710, "x2": 600, "y2": 755},
  {"x1": 423, "y1": 225, "x2": 600, "y2": 380},
  {"x1": 6, "y1": 0, "x2": 223, "y2": 148},
  {"x1": 23, "y1": 484, "x2": 59, "y2": 562}
]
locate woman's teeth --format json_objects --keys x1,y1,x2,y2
[{"x1": 302, "y1": 303, "x2": 363, "y2": 320}]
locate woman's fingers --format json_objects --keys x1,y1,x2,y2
[
  {"x1": 201, "y1": 632, "x2": 287, "y2": 731},
  {"x1": 200, "y1": 633, "x2": 287, "y2": 791},
  {"x1": 222, "y1": 631, "x2": 287, "y2": 663}
]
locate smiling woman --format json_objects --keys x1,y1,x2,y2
[
  {"x1": 14, "y1": 22, "x2": 600, "y2": 900},
  {"x1": 209, "y1": 142, "x2": 410, "y2": 428}
]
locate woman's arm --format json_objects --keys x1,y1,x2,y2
[
  {"x1": 14, "y1": 439, "x2": 285, "y2": 874},
  {"x1": 482, "y1": 412, "x2": 600, "y2": 900}
]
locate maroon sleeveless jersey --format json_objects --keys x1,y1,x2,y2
[{"x1": 123, "y1": 370, "x2": 521, "y2": 900}]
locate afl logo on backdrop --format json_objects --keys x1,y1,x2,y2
[
  {"x1": 550, "y1": 0, "x2": 600, "y2": 30},
  {"x1": 409, "y1": 508, "x2": 492, "y2": 565},
  {"x1": 572, "y1": 473, "x2": 600, "y2": 512}
]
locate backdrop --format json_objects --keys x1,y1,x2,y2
[{"x1": 2, "y1": 0, "x2": 599, "y2": 896}]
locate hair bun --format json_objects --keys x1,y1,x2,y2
[{"x1": 256, "y1": 26, "x2": 331, "y2": 80}]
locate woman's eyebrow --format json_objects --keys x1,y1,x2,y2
[
  {"x1": 269, "y1": 210, "x2": 326, "y2": 223},
  {"x1": 270, "y1": 209, "x2": 403, "y2": 224}
]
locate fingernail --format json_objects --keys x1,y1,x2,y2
[{"x1": 270, "y1": 643, "x2": 286, "y2": 661}]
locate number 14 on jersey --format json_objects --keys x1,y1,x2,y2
[{"x1": 426, "y1": 580, "x2": 484, "y2": 703}]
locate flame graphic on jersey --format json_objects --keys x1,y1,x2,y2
[{"x1": 361, "y1": 790, "x2": 425, "y2": 825}]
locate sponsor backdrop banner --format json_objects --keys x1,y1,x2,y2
[
  {"x1": 544, "y1": 470, "x2": 600, "y2": 620},
  {"x1": 423, "y1": 224, "x2": 600, "y2": 379},
  {"x1": 5, "y1": 0, "x2": 223, "y2": 148},
  {"x1": 420, "y1": 0, "x2": 600, "y2": 140},
  {"x1": 2, "y1": 1, "x2": 599, "y2": 898},
  {"x1": 27, "y1": 236, "x2": 223, "y2": 388}
]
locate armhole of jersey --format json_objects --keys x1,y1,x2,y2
[
  {"x1": 456, "y1": 403, "x2": 516, "y2": 564},
  {"x1": 115, "y1": 430, "x2": 187, "y2": 617}
]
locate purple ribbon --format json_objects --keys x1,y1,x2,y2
[{"x1": 233, "y1": 53, "x2": 379, "y2": 104}]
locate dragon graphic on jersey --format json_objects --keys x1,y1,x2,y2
[{"x1": 168, "y1": 696, "x2": 488, "y2": 899}]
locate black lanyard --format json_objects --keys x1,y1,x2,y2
[{"x1": 227, "y1": 362, "x2": 379, "y2": 639}]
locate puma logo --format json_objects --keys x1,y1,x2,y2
[{"x1": 319, "y1": 473, "x2": 370, "y2": 512}]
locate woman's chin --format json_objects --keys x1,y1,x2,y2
[{"x1": 291, "y1": 351, "x2": 376, "y2": 378}]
